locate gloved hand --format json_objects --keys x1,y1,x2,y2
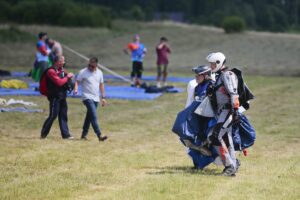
[
  {"x1": 208, "y1": 125, "x2": 222, "y2": 146},
  {"x1": 209, "y1": 134, "x2": 221, "y2": 146},
  {"x1": 206, "y1": 84, "x2": 214, "y2": 97},
  {"x1": 232, "y1": 109, "x2": 240, "y2": 125}
]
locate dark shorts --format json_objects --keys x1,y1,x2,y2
[
  {"x1": 131, "y1": 61, "x2": 143, "y2": 78},
  {"x1": 157, "y1": 64, "x2": 168, "y2": 75}
]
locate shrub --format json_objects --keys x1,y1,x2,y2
[
  {"x1": 120, "y1": 5, "x2": 145, "y2": 21},
  {"x1": 4, "y1": 0, "x2": 111, "y2": 28},
  {"x1": 0, "y1": 0, "x2": 10, "y2": 22},
  {"x1": 222, "y1": 16, "x2": 246, "y2": 33}
]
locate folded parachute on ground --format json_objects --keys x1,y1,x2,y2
[{"x1": 0, "y1": 79, "x2": 28, "y2": 89}]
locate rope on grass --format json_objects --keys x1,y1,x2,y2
[{"x1": 62, "y1": 44, "x2": 132, "y2": 84}]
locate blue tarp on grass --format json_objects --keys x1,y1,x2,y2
[
  {"x1": 3, "y1": 72, "x2": 186, "y2": 100},
  {"x1": 104, "y1": 74, "x2": 192, "y2": 83},
  {"x1": 10, "y1": 72, "x2": 193, "y2": 83},
  {"x1": 0, "y1": 82, "x2": 185, "y2": 100}
]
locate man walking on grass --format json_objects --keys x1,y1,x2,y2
[
  {"x1": 74, "y1": 57, "x2": 108, "y2": 142},
  {"x1": 41, "y1": 55, "x2": 74, "y2": 140}
]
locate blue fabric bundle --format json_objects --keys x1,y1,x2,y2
[
  {"x1": 172, "y1": 102, "x2": 217, "y2": 169},
  {"x1": 232, "y1": 113, "x2": 256, "y2": 150},
  {"x1": 172, "y1": 101, "x2": 256, "y2": 169}
]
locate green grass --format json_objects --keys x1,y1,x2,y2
[
  {"x1": 0, "y1": 25, "x2": 35, "y2": 43},
  {"x1": 0, "y1": 20, "x2": 299, "y2": 199},
  {"x1": 0, "y1": 76, "x2": 299, "y2": 200},
  {"x1": 0, "y1": 20, "x2": 300, "y2": 76}
]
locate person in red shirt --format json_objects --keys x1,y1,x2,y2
[
  {"x1": 41, "y1": 55, "x2": 74, "y2": 139},
  {"x1": 156, "y1": 37, "x2": 171, "y2": 87}
]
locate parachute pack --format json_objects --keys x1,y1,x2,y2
[
  {"x1": 230, "y1": 68, "x2": 255, "y2": 110},
  {"x1": 39, "y1": 67, "x2": 52, "y2": 96},
  {"x1": 209, "y1": 67, "x2": 255, "y2": 111},
  {"x1": 39, "y1": 67, "x2": 74, "y2": 97}
]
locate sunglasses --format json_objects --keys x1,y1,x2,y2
[{"x1": 88, "y1": 64, "x2": 97, "y2": 68}]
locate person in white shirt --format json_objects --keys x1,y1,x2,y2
[
  {"x1": 185, "y1": 79, "x2": 198, "y2": 108},
  {"x1": 74, "y1": 57, "x2": 108, "y2": 141}
]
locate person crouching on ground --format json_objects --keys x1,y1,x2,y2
[
  {"x1": 41, "y1": 55, "x2": 74, "y2": 139},
  {"x1": 74, "y1": 57, "x2": 108, "y2": 142}
]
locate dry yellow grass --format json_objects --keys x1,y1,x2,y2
[{"x1": 0, "y1": 76, "x2": 299, "y2": 200}]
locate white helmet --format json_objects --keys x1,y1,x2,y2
[{"x1": 206, "y1": 52, "x2": 226, "y2": 73}]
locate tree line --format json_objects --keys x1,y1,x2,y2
[
  {"x1": 0, "y1": 0, "x2": 299, "y2": 32},
  {"x1": 0, "y1": 0, "x2": 112, "y2": 28}
]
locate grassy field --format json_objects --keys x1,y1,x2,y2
[
  {"x1": 0, "y1": 75, "x2": 299, "y2": 200},
  {"x1": 0, "y1": 21, "x2": 300, "y2": 199},
  {"x1": 0, "y1": 20, "x2": 300, "y2": 76}
]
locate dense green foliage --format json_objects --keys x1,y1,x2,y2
[
  {"x1": 222, "y1": 16, "x2": 246, "y2": 33},
  {"x1": 78, "y1": 0, "x2": 300, "y2": 32},
  {"x1": 0, "y1": 0, "x2": 112, "y2": 28},
  {"x1": 0, "y1": 0, "x2": 299, "y2": 32}
]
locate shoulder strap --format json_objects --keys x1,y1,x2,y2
[{"x1": 213, "y1": 73, "x2": 224, "y2": 92}]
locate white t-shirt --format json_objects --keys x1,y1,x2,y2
[
  {"x1": 76, "y1": 68, "x2": 104, "y2": 102},
  {"x1": 185, "y1": 79, "x2": 197, "y2": 108}
]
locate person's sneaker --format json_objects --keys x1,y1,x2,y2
[
  {"x1": 64, "y1": 136, "x2": 74, "y2": 140},
  {"x1": 98, "y1": 135, "x2": 108, "y2": 142},
  {"x1": 40, "y1": 135, "x2": 47, "y2": 139},
  {"x1": 156, "y1": 82, "x2": 161, "y2": 88},
  {"x1": 81, "y1": 136, "x2": 88, "y2": 140},
  {"x1": 222, "y1": 165, "x2": 236, "y2": 176}
]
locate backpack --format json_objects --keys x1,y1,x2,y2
[
  {"x1": 39, "y1": 67, "x2": 74, "y2": 96},
  {"x1": 39, "y1": 67, "x2": 52, "y2": 96},
  {"x1": 230, "y1": 68, "x2": 255, "y2": 110}
]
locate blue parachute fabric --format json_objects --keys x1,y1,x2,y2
[
  {"x1": 188, "y1": 149, "x2": 217, "y2": 169},
  {"x1": 205, "y1": 117, "x2": 217, "y2": 137},
  {"x1": 0, "y1": 82, "x2": 187, "y2": 100},
  {"x1": 172, "y1": 102, "x2": 218, "y2": 169},
  {"x1": 11, "y1": 72, "x2": 29, "y2": 77},
  {"x1": 188, "y1": 117, "x2": 218, "y2": 169},
  {"x1": 11, "y1": 72, "x2": 193, "y2": 83},
  {"x1": 232, "y1": 113, "x2": 256, "y2": 150},
  {"x1": 104, "y1": 74, "x2": 192, "y2": 83},
  {"x1": 172, "y1": 102, "x2": 256, "y2": 169},
  {"x1": 172, "y1": 101, "x2": 202, "y2": 140}
]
